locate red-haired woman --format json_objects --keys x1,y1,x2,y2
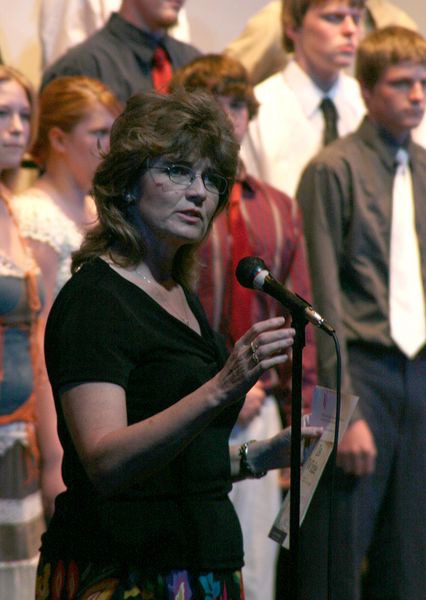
[{"x1": 14, "y1": 75, "x2": 122, "y2": 303}]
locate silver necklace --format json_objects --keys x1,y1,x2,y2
[
  {"x1": 134, "y1": 267, "x2": 191, "y2": 326},
  {"x1": 136, "y1": 272, "x2": 153, "y2": 284}
]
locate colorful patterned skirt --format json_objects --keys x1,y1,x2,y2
[{"x1": 36, "y1": 557, "x2": 245, "y2": 600}]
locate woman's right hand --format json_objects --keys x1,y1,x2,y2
[{"x1": 215, "y1": 316, "x2": 295, "y2": 405}]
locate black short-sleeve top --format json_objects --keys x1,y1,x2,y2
[{"x1": 42, "y1": 258, "x2": 244, "y2": 571}]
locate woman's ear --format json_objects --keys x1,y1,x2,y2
[
  {"x1": 47, "y1": 126, "x2": 68, "y2": 154},
  {"x1": 131, "y1": 177, "x2": 143, "y2": 202},
  {"x1": 360, "y1": 83, "x2": 372, "y2": 107}
]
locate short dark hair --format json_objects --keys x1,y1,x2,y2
[
  {"x1": 72, "y1": 89, "x2": 239, "y2": 288},
  {"x1": 282, "y1": 0, "x2": 365, "y2": 52},
  {"x1": 170, "y1": 53, "x2": 259, "y2": 120},
  {"x1": 356, "y1": 25, "x2": 426, "y2": 91}
]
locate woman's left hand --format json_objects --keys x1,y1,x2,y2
[{"x1": 234, "y1": 420, "x2": 323, "y2": 477}]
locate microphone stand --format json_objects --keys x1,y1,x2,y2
[{"x1": 288, "y1": 309, "x2": 308, "y2": 600}]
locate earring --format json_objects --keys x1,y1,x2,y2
[{"x1": 124, "y1": 191, "x2": 135, "y2": 205}]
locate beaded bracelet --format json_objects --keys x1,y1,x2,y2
[{"x1": 239, "y1": 440, "x2": 267, "y2": 479}]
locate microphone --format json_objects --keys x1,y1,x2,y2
[{"x1": 236, "y1": 256, "x2": 335, "y2": 336}]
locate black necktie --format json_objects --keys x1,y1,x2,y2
[{"x1": 320, "y1": 97, "x2": 338, "y2": 146}]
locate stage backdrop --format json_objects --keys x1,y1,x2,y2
[{"x1": 0, "y1": 0, "x2": 425, "y2": 87}]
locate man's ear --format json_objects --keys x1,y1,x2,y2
[{"x1": 285, "y1": 21, "x2": 300, "y2": 48}]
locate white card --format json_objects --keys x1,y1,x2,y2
[{"x1": 269, "y1": 386, "x2": 358, "y2": 548}]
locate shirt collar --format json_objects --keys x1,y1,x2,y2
[
  {"x1": 108, "y1": 13, "x2": 169, "y2": 55},
  {"x1": 358, "y1": 116, "x2": 414, "y2": 171},
  {"x1": 235, "y1": 158, "x2": 256, "y2": 197},
  {"x1": 283, "y1": 59, "x2": 342, "y2": 119}
]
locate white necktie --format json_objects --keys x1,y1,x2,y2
[{"x1": 389, "y1": 147, "x2": 426, "y2": 358}]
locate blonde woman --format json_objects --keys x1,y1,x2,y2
[{"x1": 0, "y1": 65, "x2": 55, "y2": 599}]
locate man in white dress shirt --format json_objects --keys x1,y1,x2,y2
[{"x1": 241, "y1": 0, "x2": 366, "y2": 198}]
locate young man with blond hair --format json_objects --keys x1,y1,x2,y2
[{"x1": 298, "y1": 25, "x2": 426, "y2": 600}]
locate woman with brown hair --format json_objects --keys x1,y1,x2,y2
[
  {"x1": 35, "y1": 89, "x2": 321, "y2": 599},
  {"x1": 170, "y1": 54, "x2": 317, "y2": 600}
]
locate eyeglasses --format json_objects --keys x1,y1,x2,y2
[{"x1": 148, "y1": 160, "x2": 229, "y2": 195}]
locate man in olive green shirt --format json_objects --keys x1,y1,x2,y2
[{"x1": 297, "y1": 25, "x2": 426, "y2": 600}]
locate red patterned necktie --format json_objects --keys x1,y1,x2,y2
[
  {"x1": 227, "y1": 181, "x2": 254, "y2": 344},
  {"x1": 152, "y1": 46, "x2": 172, "y2": 93}
]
